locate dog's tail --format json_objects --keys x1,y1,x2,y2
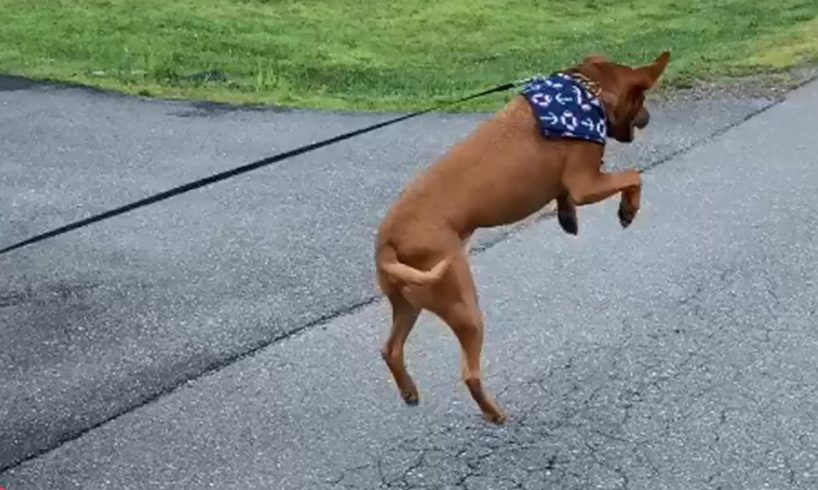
[{"x1": 378, "y1": 245, "x2": 451, "y2": 286}]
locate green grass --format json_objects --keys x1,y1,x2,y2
[{"x1": 1, "y1": 0, "x2": 817, "y2": 112}]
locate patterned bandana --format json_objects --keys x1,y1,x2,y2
[{"x1": 520, "y1": 73, "x2": 607, "y2": 145}]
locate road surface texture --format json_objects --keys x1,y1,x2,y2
[{"x1": 1, "y1": 73, "x2": 816, "y2": 489}]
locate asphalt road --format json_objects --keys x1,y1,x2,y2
[{"x1": 1, "y1": 74, "x2": 815, "y2": 489}]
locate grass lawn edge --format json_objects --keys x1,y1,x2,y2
[{"x1": 3, "y1": 63, "x2": 817, "y2": 116}]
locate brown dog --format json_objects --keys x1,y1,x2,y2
[{"x1": 374, "y1": 52, "x2": 670, "y2": 423}]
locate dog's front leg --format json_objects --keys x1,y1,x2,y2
[{"x1": 563, "y1": 168, "x2": 641, "y2": 228}]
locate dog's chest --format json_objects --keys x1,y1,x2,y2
[{"x1": 520, "y1": 74, "x2": 607, "y2": 145}]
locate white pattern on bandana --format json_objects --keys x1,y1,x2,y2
[{"x1": 520, "y1": 74, "x2": 607, "y2": 145}]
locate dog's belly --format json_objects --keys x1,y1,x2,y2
[
  {"x1": 469, "y1": 191, "x2": 557, "y2": 229},
  {"x1": 456, "y1": 159, "x2": 562, "y2": 229}
]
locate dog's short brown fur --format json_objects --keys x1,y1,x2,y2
[{"x1": 374, "y1": 52, "x2": 670, "y2": 424}]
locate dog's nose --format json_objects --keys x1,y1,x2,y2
[{"x1": 635, "y1": 108, "x2": 650, "y2": 129}]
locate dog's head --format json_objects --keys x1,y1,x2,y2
[{"x1": 573, "y1": 51, "x2": 670, "y2": 143}]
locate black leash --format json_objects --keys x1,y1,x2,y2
[{"x1": 0, "y1": 80, "x2": 525, "y2": 255}]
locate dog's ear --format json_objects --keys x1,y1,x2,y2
[
  {"x1": 637, "y1": 51, "x2": 670, "y2": 89},
  {"x1": 582, "y1": 54, "x2": 608, "y2": 65}
]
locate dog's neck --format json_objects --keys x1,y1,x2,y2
[{"x1": 557, "y1": 69, "x2": 603, "y2": 100}]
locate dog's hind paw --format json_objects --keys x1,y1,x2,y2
[
  {"x1": 483, "y1": 409, "x2": 507, "y2": 425},
  {"x1": 402, "y1": 388, "x2": 420, "y2": 406}
]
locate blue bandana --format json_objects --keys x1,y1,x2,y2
[{"x1": 520, "y1": 73, "x2": 607, "y2": 145}]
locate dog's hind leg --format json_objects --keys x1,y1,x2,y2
[
  {"x1": 381, "y1": 293, "x2": 422, "y2": 405},
  {"x1": 428, "y1": 251, "x2": 506, "y2": 424},
  {"x1": 451, "y1": 304, "x2": 506, "y2": 424}
]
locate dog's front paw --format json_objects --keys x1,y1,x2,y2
[
  {"x1": 618, "y1": 203, "x2": 638, "y2": 228},
  {"x1": 558, "y1": 212, "x2": 578, "y2": 235}
]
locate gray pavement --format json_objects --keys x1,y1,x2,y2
[{"x1": 0, "y1": 74, "x2": 814, "y2": 489}]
